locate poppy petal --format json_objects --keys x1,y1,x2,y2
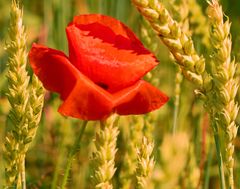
[
  {"x1": 58, "y1": 73, "x2": 114, "y2": 120},
  {"x1": 66, "y1": 14, "x2": 158, "y2": 92},
  {"x1": 72, "y1": 14, "x2": 141, "y2": 39},
  {"x1": 114, "y1": 80, "x2": 169, "y2": 115},
  {"x1": 29, "y1": 43, "x2": 114, "y2": 120},
  {"x1": 29, "y1": 43, "x2": 78, "y2": 100}
]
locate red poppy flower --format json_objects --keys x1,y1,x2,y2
[{"x1": 29, "y1": 14, "x2": 168, "y2": 120}]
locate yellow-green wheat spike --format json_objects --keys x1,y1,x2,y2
[
  {"x1": 135, "y1": 137, "x2": 155, "y2": 189},
  {"x1": 4, "y1": 1, "x2": 30, "y2": 187},
  {"x1": 119, "y1": 116, "x2": 144, "y2": 189},
  {"x1": 207, "y1": 1, "x2": 239, "y2": 188},
  {"x1": 131, "y1": 0, "x2": 208, "y2": 90},
  {"x1": 4, "y1": 1, "x2": 44, "y2": 188},
  {"x1": 91, "y1": 115, "x2": 119, "y2": 189}
]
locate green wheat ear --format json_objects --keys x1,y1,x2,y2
[{"x1": 4, "y1": 0, "x2": 44, "y2": 188}]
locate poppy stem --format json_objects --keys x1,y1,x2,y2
[{"x1": 60, "y1": 120, "x2": 88, "y2": 189}]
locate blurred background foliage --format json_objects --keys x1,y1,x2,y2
[{"x1": 0, "y1": 0, "x2": 240, "y2": 188}]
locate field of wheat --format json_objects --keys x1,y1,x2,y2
[{"x1": 0, "y1": 0, "x2": 240, "y2": 189}]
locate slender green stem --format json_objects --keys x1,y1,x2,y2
[
  {"x1": 60, "y1": 121, "x2": 88, "y2": 189},
  {"x1": 172, "y1": 67, "x2": 182, "y2": 134},
  {"x1": 51, "y1": 155, "x2": 59, "y2": 189},
  {"x1": 204, "y1": 142, "x2": 213, "y2": 189},
  {"x1": 172, "y1": 102, "x2": 179, "y2": 134},
  {"x1": 21, "y1": 156, "x2": 26, "y2": 189},
  {"x1": 212, "y1": 123, "x2": 226, "y2": 189},
  {"x1": 51, "y1": 141, "x2": 64, "y2": 189}
]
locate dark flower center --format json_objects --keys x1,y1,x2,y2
[{"x1": 96, "y1": 82, "x2": 109, "y2": 90}]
